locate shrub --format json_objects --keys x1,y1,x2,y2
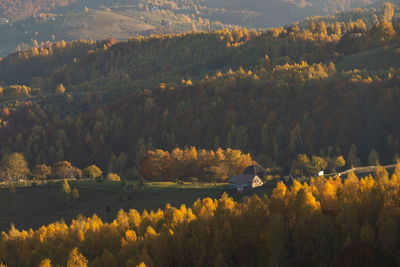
[
  {"x1": 72, "y1": 188, "x2": 79, "y2": 199},
  {"x1": 106, "y1": 173, "x2": 121, "y2": 181},
  {"x1": 9, "y1": 183, "x2": 16, "y2": 194},
  {"x1": 63, "y1": 179, "x2": 71, "y2": 194}
]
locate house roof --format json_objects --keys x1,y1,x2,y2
[
  {"x1": 229, "y1": 174, "x2": 259, "y2": 184},
  {"x1": 242, "y1": 162, "x2": 266, "y2": 176}
]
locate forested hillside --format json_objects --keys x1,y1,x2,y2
[{"x1": 0, "y1": 6, "x2": 400, "y2": 177}]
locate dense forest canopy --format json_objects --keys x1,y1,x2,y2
[{"x1": 0, "y1": 6, "x2": 400, "y2": 177}]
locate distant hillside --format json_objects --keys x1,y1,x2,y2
[
  {"x1": 0, "y1": 0, "x2": 75, "y2": 21},
  {"x1": 0, "y1": 0, "x2": 385, "y2": 24},
  {"x1": 0, "y1": 0, "x2": 392, "y2": 58},
  {"x1": 198, "y1": 0, "x2": 380, "y2": 27}
]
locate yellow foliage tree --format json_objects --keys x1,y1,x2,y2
[
  {"x1": 38, "y1": 259, "x2": 52, "y2": 267},
  {"x1": 67, "y1": 247, "x2": 88, "y2": 267}
]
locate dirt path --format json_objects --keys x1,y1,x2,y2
[{"x1": 326, "y1": 163, "x2": 397, "y2": 177}]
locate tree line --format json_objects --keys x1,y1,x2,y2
[
  {"x1": 0, "y1": 147, "x2": 254, "y2": 183},
  {"x1": 140, "y1": 147, "x2": 252, "y2": 182},
  {"x1": 0, "y1": 152, "x2": 114, "y2": 183}
]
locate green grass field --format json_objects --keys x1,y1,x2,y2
[
  {"x1": 0, "y1": 180, "x2": 231, "y2": 231},
  {"x1": 61, "y1": 10, "x2": 156, "y2": 40},
  {"x1": 336, "y1": 45, "x2": 400, "y2": 71},
  {"x1": 0, "y1": 179, "x2": 278, "y2": 232}
]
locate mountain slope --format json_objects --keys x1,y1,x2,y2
[{"x1": 60, "y1": 10, "x2": 156, "y2": 40}]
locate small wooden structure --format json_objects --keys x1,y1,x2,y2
[
  {"x1": 229, "y1": 174, "x2": 263, "y2": 192},
  {"x1": 229, "y1": 162, "x2": 266, "y2": 191}
]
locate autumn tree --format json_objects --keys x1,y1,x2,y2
[
  {"x1": 55, "y1": 83, "x2": 66, "y2": 95},
  {"x1": 0, "y1": 152, "x2": 29, "y2": 182},
  {"x1": 289, "y1": 125, "x2": 303, "y2": 154},
  {"x1": 382, "y1": 2, "x2": 395, "y2": 21},
  {"x1": 368, "y1": 150, "x2": 380, "y2": 166},
  {"x1": 368, "y1": 20, "x2": 396, "y2": 46},
  {"x1": 347, "y1": 144, "x2": 361, "y2": 168},
  {"x1": 52, "y1": 161, "x2": 75, "y2": 179},
  {"x1": 38, "y1": 259, "x2": 52, "y2": 267},
  {"x1": 63, "y1": 179, "x2": 71, "y2": 195},
  {"x1": 67, "y1": 247, "x2": 88, "y2": 267},
  {"x1": 83, "y1": 165, "x2": 103, "y2": 180},
  {"x1": 310, "y1": 156, "x2": 328, "y2": 174},
  {"x1": 31, "y1": 164, "x2": 51, "y2": 180},
  {"x1": 333, "y1": 156, "x2": 346, "y2": 172},
  {"x1": 291, "y1": 154, "x2": 327, "y2": 177}
]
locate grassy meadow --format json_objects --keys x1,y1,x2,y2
[
  {"x1": 336, "y1": 45, "x2": 400, "y2": 70},
  {"x1": 0, "y1": 180, "x2": 232, "y2": 231},
  {"x1": 61, "y1": 10, "x2": 156, "y2": 40}
]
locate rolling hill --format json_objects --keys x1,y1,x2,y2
[
  {"x1": 0, "y1": 0, "x2": 394, "y2": 58},
  {"x1": 60, "y1": 10, "x2": 156, "y2": 40}
]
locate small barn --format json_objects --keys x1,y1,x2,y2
[{"x1": 229, "y1": 174, "x2": 264, "y2": 192}]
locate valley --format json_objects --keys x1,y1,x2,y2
[{"x1": 1, "y1": 1, "x2": 400, "y2": 266}]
